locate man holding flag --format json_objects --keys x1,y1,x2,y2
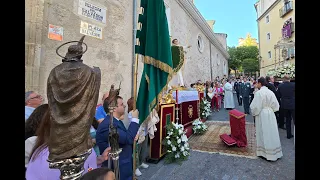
[
  {"x1": 134, "y1": 0, "x2": 174, "y2": 179},
  {"x1": 97, "y1": 0, "x2": 173, "y2": 179}
]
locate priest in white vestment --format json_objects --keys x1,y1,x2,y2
[
  {"x1": 250, "y1": 77, "x2": 283, "y2": 161},
  {"x1": 223, "y1": 79, "x2": 235, "y2": 109}
]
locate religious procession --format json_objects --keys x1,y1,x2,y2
[{"x1": 25, "y1": 0, "x2": 295, "y2": 179}]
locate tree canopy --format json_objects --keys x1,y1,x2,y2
[
  {"x1": 227, "y1": 45, "x2": 259, "y2": 75},
  {"x1": 242, "y1": 58, "x2": 259, "y2": 73}
]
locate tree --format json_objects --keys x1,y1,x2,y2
[
  {"x1": 227, "y1": 46, "x2": 242, "y2": 76},
  {"x1": 242, "y1": 58, "x2": 259, "y2": 75},
  {"x1": 235, "y1": 46, "x2": 259, "y2": 60},
  {"x1": 227, "y1": 46, "x2": 259, "y2": 76}
]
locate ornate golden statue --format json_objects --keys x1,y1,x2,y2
[
  {"x1": 193, "y1": 83, "x2": 205, "y2": 92},
  {"x1": 162, "y1": 89, "x2": 176, "y2": 104}
]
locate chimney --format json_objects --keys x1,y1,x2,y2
[{"x1": 207, "y1": 20, "x2": 215, "y2": 31}]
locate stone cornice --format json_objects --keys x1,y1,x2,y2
[
  {"x1": 256, "y1": 0, "x2": 281, "y2": 21},
  {"x1": 175, "y1": 0, "x2": 230, "y2": 60}
]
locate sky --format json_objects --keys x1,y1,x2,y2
[{"x1": 194, "y1": 0, "x2": 258, "y2": 47}]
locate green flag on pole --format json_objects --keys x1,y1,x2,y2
[{"x1": 135, "y1": 0, "x2": 173, "y2": 125}]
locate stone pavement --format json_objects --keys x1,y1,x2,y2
[{"x1": 138, "y1": 94, "x2": 295, "y2": 180}]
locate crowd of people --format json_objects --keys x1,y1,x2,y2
[
  {"x1": 194, "y1": 74, "x2": 295, "y2": 162},
  {"x1": 195, "y1": 75, "x2": 258, "y2": 113},
  {"x1": 25, "y1": 64, "x2": 294, "y2": 180}
]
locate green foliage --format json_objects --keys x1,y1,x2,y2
[
  {"x1": 238, "y1": 66, "x2": 243, "y2": 72},
  {"x1": 242, "y1": 58, "x2": 259, "y2": 73},
  {"x1": 227, "y1": 46, "x2": 241, "y2": 71},
  {"x1": 227, "y1": 46, "x2": 259, "y2": 74},
  {"x1": 235, "y1": 46, "x2": 259, "y2": 61}
]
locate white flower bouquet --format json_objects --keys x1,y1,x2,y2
[
  {"x1": 266, "y1": 64, "x2": 295, "y2": 79},
  {"x1": 192, "y1": 118, "x2": 208, "y2": 135},
  {"x1": 163, "y1": 122, "x2": 190, "y2": 164},
  {"x1": 200, "y1": 98, "x2": 211, "y2": 119}
]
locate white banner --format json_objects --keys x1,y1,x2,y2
[{"x1": 78, "y1": 0, "x2": 107, "y2": 24}]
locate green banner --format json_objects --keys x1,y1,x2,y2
[{"x1": 135, "y1": 0, "x2": 173, "y2": 124}]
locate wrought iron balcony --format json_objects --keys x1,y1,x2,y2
[{"x1": 279, "y1": 1, "x2": 293, "y2": 18}]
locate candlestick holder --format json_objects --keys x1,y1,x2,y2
[{"x1": 48, "y1": 148, "x2": 92, "y2": 180}]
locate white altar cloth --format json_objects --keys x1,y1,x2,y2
[{"x1": 172, "y1": 90, "x2": 199, "y2": 104}]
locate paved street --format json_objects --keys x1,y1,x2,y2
[
  {"x1": 207, "y1": 93, "x2": 254, "y2": 123},
  {"x1": 138, "y1": 94, "x2": 295, "y2": 180}
]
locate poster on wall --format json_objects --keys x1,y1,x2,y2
[
  {"x1": 48, "y1": 24, "x2": 63, "y2": 41},
  {"x1": 78, "y1": 0, "x2": 107, "y2": 24},
  {"x1": 80, "y1": 21, "x2": 103, "y2": 39}
]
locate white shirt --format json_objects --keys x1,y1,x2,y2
[
  {"x1": 25, "y1": 106, "x2": 35, "y2": 121},
  {"x1": 128, "y1": 112, "x2": 139, "y2": 124}
]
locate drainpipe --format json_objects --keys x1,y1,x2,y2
[
  {"x1": 256, "y1": 3, "x2": 262, "y2": 76},
  {"x1": 132, "y1": 0, "x2": 137, "y2": 97},
  {"x1": 209, "y1": 43, "x2": 212, "y2": 81}
]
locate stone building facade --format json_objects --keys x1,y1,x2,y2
[{"x1": 25, "y1": 0, "x2": 229, "y2": 103}]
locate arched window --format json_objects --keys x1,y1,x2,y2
[{"x1": 197, "y1": 34, "x2": 204, "y2": 53}]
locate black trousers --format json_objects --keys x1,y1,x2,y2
[
  {"x1": 283, "y1": 109, "x2": 295, "y2": 137},
  {"x1": 243, "y1": 97, "x2": 250, "y2": 114},
  {"x1": 249, "y1": 94, "x2": 254, "y2": 104},
  {"x1": 236, "y1": 92, "x2": 242, "y2": 105},
  {"x1": 277, "y1": 108, "x2": 285, "y2": 128}
]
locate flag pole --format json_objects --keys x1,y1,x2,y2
[
  {"x1": 132, "y1": 0, "x2": 140, "y2": 177},
  {"x1": 132, "y1": 53, "x2": 139, "y2": 180},
  {"x1": 133, "y1": 56, "x2": 139, "y2": 110}
]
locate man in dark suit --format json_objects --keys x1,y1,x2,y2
[
  {"x1": 234, "y1": 79, "x2": 242, "y2": 106},
  {"x1": 240, "y1": 77, "x2": 251, "y2": 114},
  {"x1": 96, "y1": 96, "x2": 140, "y2": 180},
  {"x1": 265, "y1": 76, "x2": 277, "y2": 94},
  {"x1": 277, "y1": 75, "x2": 295, "y2": 139},
  {"x1": 265, "y1": 76, "x2": 284, "y2": 129}
]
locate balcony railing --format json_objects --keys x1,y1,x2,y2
[{"x1": 279, "y1": 1, "x2": 293, "y2": 18}]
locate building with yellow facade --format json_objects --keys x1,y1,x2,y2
[
  {"x1": 254, "y1": 0, "x2": 295, "y2": 76},
  {"x1": 238, "y1": 33, "x2": 259, "y2": 47}
]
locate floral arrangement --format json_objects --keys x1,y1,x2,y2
[
  {"x1": 192, "y1": 118, "x2": 208, "y2": 135},
  {"x1": 266, "y1": 64, "x2": 295, "y2": 78},
  {"x1": 200, "y1": 98, "x2": 211, "y2": 119},
  {"x1": 163, "y1": 122, "x2": 190, "y2": 164}
]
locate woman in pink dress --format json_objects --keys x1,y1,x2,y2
[
  {"x1": 217, "y1": 83, "x2": 224, "y2": 110},
  {"x1": 212, "y1": 82, "x2": 223, "y2": 111}
]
